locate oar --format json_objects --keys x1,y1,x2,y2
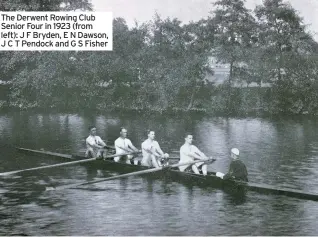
[
  {"x1": 47, "y1": 158, "x2": 216, "y2": 191},
  {"x1": 130, "y1": 155, "x2": 180, "y2": 160},
  {"x1": 104, "y1": 145, "x2": 116, "y2": 150},
  {"x1": 0, "y1": 151, "x2": 141, "y2": 176},
  {"x1": 80, "y1": 140, "x2": 115, "y2": 150}
]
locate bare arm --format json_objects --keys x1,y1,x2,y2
[
  {"x1": 194, "y1": 149, "x2": 209, "y2": 160},
  {"x1": 188, "y1": 146, "x2": 209, "y2": 160},
  {"x1": 145, "y1": 148, "x2": 161, "y2": 157},
  {"x1": 97, "y1": 137, "x2": 106, "y2": 147},
  {"x1": 115, "y1": 139, "x2": 134, "y2": 153},
  {"x1": 128, "y1": 143, "x2": 139, "y2": 152},
  {"x1": 154, "y1": 142, "x2": 165, "y2": 156},
  {"x1": 143, "y1": 145, "x2": 162, "y2": 157},
  {"x1": 116, "y1": 145, "x2": 133, "y2": 153},
  {"x1": 87, "y1": 139, "x2": 104, "y2": 149},
  {"x1": 185, "y1": 151, "x2": 203, "y2": 160}
]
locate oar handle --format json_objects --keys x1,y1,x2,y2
[{"x1": 104, "y1": 145, "x2": 115, "y2": 150}]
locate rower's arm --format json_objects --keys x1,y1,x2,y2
[
  {"x1": 188, "y1": 146, "x2": 208, "y2": 160},
  {"x1": 154, "y1": 142, "x2": 165, "y2": 156},
  {"x1": 115, "y1": 139, "x2": 133, "y2": 153},
  {"x1": 116, "y1": 145, "x2": 132, "y2": 153},
  {"x1": 187, "y1": 152, "x2": 203, "y2": 160},
  {"x1": 150, "y1": 149, "x2": 162, "y2": 157},
  {"x1": 143, "y1": 146, "x2": 161, "y2": 157},
  {"x1": 194, "y1": 149, "x2": 209, "y2": 160},
  {"x1": 128, "y1": 141, "x2": 139, "y2": 152},
  {"x1": 87, "y1": 139, "x2": 103, "y2": 149},
  {"x1": 97, "y1": 137, "x2": 106, "y2": 147}
]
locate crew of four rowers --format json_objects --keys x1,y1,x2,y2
[{"x1": 85, "y1": 126, "x2": 248, "y2": 182}]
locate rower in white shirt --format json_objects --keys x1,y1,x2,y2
[
  {"x1": 179, "y1": 133, "x2": 211, "y2": 176},
  {"x1": 114, "y1": 127, "x2": 140, "y2": 165},
  {"x1": 85, "y1": 126, "x2": 107, "y2": 158},
  {"x1": 141, "y1": 130, "x2": 169, "y2": 168}
]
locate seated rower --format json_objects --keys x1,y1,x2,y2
[
  {"x1": 141, "y1": 130, "x2": 169, "y2": 168},
  {"x1": 114, "y1": 127, "x2": 140, "y2": 165},
  {"x1": 85, "y1": 126, "x2": 107, "y2": 159},
  {"x1": 216, "y1": 148, "x2": 248, "y2": 182},
  {"x1": 179, "y1": 133, "x2": 211, "y2": 176}
]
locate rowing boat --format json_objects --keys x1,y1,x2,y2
[{"x1": 16, "y1": 147, "x2": 318, "y2": 202}]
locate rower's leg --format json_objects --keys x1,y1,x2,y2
[
  {"x1": 97, "y1": 149, "x2": 105, "y2": 159},
  {"x1": 126, "y1": 155, "x2": 133, "y2": 164},
  {"x1": 151, "y1": 156, "x2": 160, "y2": 168},
  {"x1": 201, "y1": 164, "x2": 208, "y2": 176},
  {"x1": 157, "y1": 158, "x2": 163, "y2": 167},
  {"x1": 178, "y1": 164, "x2": 188, "y2": 172},
  {"x1": 133, "y1": 159, "x2": 139, "y2": 165},
  {"x1": 86, "y1": 148, "x2": 96, "y2": 158},
  {"x1": 191, "y1": 165, "x2": 200, "y2": 174},
  {"x1": 102, "y1": 149, "x2": 108, "y2": 158},
  {"x1": 114, "y1": 156, "x2": 120, "y2": 162},
  {"x1": 128, "y1": 155, "x2": 139, "y2": 165}
]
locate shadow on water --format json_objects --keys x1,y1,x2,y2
[{"x1": 222, "y1": 187, "x2": 247, "y2": 205}]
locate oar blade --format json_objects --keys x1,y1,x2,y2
[{"x1": 0, "y1": 171, "x2": 18, "y2": 176}]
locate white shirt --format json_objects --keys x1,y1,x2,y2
[
  {"x1": 179, "y1": 144, "x2": 202, "y2": 171},
  {"x1": 141, "y1": 139, "x2": 163, "y2": 166},
  {"x1": 114, "y1": 137, "x2": 133, "y2": 154},
  {"x1": 86, "y1": 135, "x2": 105, "y2": 152}
]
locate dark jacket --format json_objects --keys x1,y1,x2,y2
[{"x1": 223, "y1": 159, "x2": 248, "y2": 182}]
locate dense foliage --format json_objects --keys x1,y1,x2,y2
[{"x1": 1, "y1": 0, "x2": 318, "y2": 115}]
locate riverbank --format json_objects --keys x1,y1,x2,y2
[
  {"x1": 0, "y1": 101, "x2": 313, "y2": 120},
  {"x1": 0, "y1": 85, "x2": 315, "y2": 117}
]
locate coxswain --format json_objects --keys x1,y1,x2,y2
[
  {"x1": 179, "y1": 133, "x2": 211, "y2": 176},
  {"x1": 141, "y1": 130, "x2": 169, "y2": 168},
  {"x1": 85, "y1": 126, "x2": 107, "y2": 159},
  {"x1": 216, "y1": 148, "x2": 248, "y2": 182},
  {"x1": 114, "y1": 127, "x2": 140, "y2": 165}
]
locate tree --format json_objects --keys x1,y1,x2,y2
[
  {"x1": 136, "y1": 14, "x2": 213, "y2": 111},
  {"x1": 255, "y1": 0, "x2": 307, "y2": 84},
  {"x1": 211, "y1": 0, "x2": 257, "y2": 85},
  {"x1": 0, "y1": 0, "x2": 92, "y2": 11},
  {"x1": 255, "y1": 0, "x2": 317, "y2": 113},
  {"x1": 2, "y1": 0, "x2": 93, "y2": 109}
]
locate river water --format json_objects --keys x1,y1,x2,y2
[{"x1": 0, "y1": 111, "x2": 318, "y2": 235}]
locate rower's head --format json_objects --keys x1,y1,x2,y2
[
  {"x1": 185, "y1": 133, "x2": 193, "y2": 144},
  {"x1": 89, "y1": 126, "x2": 97, "y2": 136},
  {"x1": 231, "y1": 148, "x2": 240, "y2": 159},
  {"x1": 147, "y1": 130, "x2": 155, "y2": 140},
  {"x1": 120, "y1": 127, "x2": 128, "y2": 138}
]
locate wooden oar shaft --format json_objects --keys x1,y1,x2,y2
[
  {"x1": 50, "y1": 159, "x2": 214, "y2": 191},
  {"x1": 0, "y1": 151, "x2": 140, "y2": 176},
  {"x1": 104, "y1": 145, "x2": 115, "y2": 150}
]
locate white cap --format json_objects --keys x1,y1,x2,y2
[{"x1": 231, "y1": 148, "x2": 239, "y2": 156}]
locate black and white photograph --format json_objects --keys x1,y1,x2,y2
[{"x1": 0, "y1": 0, "x2": 318, "y2": 235}]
